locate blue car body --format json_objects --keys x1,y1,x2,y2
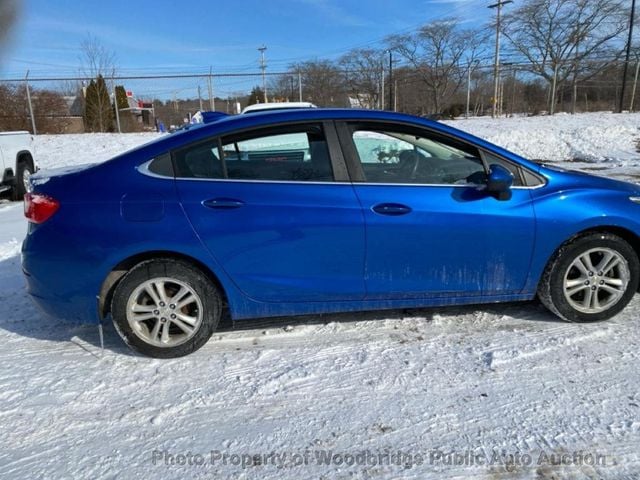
[{"x1": 21, "y1": 109, "x2": 640, "y2": 325}]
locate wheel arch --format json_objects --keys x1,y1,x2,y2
[
  {"x1": 98, "y1": 250, "x2": 230, "y2": 319},
  {"x1": 544, "y1": 225, "x2": 640, "y2": 291},
  {"x1": 16, "y1": 150, "x2": 34, "y2": 170}
]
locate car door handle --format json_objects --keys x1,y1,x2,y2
[
  {"x1": 372, "y1": 203, "x2": 412, "y2": 216},
  {"x1": 203, "y1": 198, "x2": 245, "y2": 209}
]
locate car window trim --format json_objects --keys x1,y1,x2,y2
[
  {"x1": 153, "y1": 118, "x2": 545, "y2": 189},
  {"x1": 334, "y1": 120, "x2": 366, "y2": 182},
  {"x1": 216, "y1": 137, "x2": 229, "y2": 179},
  {"x1": 323, "y1": 121, "x2": 349, "y2": 182}
]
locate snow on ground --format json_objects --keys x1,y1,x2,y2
[
  {"x1": 445, "y1": 111, "x2": 640, "y2": 164},
  {"x1": 33, "y1": 132, "x2": 161, "y2": 169},
  {"x1": 1, "y1": 113, "x2": 640, "y2": 479}
]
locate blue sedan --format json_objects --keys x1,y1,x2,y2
[{"x1": 22, "y1": 109, "x2": 640, "y2": 357}]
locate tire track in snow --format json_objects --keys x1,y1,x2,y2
[{"x1": 487, "y1": 328, "x2": 611, "y2": 368}]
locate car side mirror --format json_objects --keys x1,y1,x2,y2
[{"x1": 486, "y1": 164, "x2": 513, "y2": 200}]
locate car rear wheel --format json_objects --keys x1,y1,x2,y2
[
  {"x1": 538, "y1": 233, "x2": 639, "y2": 322},
  {"x1": 111, "y1": 259, "x2": 221, "y2": 358}
]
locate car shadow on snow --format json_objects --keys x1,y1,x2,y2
[
  {"x1": 0, "y1": 252, "x2": 565, "y2": 357},
  {"x1": 220, "y1": 299, "x2": 563, "y2": 334}
]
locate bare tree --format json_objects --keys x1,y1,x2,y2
[
  {"x1": 268, "y1": 74, "x2": 299, "y2": 102},
  {"x1": 80, "y1": 35, "x2": 116, "y2": 79},
  {"x1": 388, "y1": 19, "x2": 487, "y2": 114},
  {"x1": 79, "y1": 35, "x2": 116, "y2": 132},
  {"x1": 290, "y1": 60, "x2": 346, "y2": 107},
  {"x1": 339, "y1": 48, "x2": 385, "y2": 109},
  {"x1": 0, "y1": 84, "x2": 71, "y2": 133},
  {"x1": 502, "y1": 0, "x2": 627, "y2": 114}
]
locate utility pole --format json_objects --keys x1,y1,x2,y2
[
  {"x1": 510, "y1": 65, "x2": 517, "y2": 116},
  {"x1": 298, "y1": 71, "x2": 303, "y2": 101},
  {"x1": 208, "y1": 67, "x2": 215, "y2": 111},
  {"x1": 550, "y1": 61, "x2": 559, "y2": 114},
  {"x1": 25, "y1": 70, "x2": 37, "y2": 135},
  {"x1": 258, "y1": 45, "x2": 268, "y2": 103},
  {"x1": 466, "y1": 62, "x2": 473, "y2": 119},
  {"x1": 381, "y1": 63, "x2": 385, "y2": 110},
  {"x1": 113, "y1": 79, "x2": 121, "y2": 134},
  {"x1": 489, "y1": 0, "x2": 512, "y2": 118},
  {"x1": 630, "y1": 58, "x2": 640, "y2": 111},
  {"x1": 198, "y1": 85, "x2": 203, "y2": 111},
  {"x1": 499, "y1": 76, "x2": 504, "y2": 116},
  {"x1": 388, "y1": 50, "x2": 394, "y2": 111},
  {"x1": 394, "y1": 79, "x2": 398, "y2": 112},
  {"x1": 619, "y1": 0, "x2": 636, "y2": 113}
]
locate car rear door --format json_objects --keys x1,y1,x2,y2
[
  {"x1": 174, "y1": 121, "x2": 366, "y2": 303},
  {"x1": 336, "y1": 121, "x2": 536, "y2": 300}
]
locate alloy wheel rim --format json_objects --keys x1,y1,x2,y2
[
  {"x1": 22, "y1": 169, "x2": 31, "y2": 193},
  {"x1": 563, "y1": 247, "x2": 629, "y2": 314},
  {"x1": 126, "y1": 277, "x2": 203, "y2": 347}
]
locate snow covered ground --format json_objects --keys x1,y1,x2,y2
[
  {"x1": 1, "y1": 113, "x2": 640, "y2": 479},
  {"x1": 447, "y1": 112, "x2": 640, "y2": 165}
]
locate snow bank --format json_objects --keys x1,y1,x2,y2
[
  {"x1": 33, "y1": 132, "x2": 161, "y2": 170},
  {"x1": 445, "y1": 112, "x2": 640, "y2": 163},
  {"x1": 29, "y1": 112, "x2": 640, "y2": 171}
]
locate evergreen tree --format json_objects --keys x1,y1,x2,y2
[
  {"x1": 83, "y1": 74, "x2": 114, "y2": 132},
  {"x1": 247, "y1": 86, "x2": 265, "y2": 105},
  {"x1": 115, "y1": 85, "x2": 129, "y2": 110}
]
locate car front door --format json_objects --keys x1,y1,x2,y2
[
  {"x1": 174, "y1": 121, "x2": 366, "y2": 303},
  {"x1": 337, "y1": 121, "x2": 536, "y2": 300}
]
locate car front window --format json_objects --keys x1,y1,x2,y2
[{"x1": 350, "y1": 127, "x2": 486, "y2": 185}]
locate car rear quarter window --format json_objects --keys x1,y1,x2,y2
[{"x1": 147, "y1": 152, "x2": 174, "y2": 177}]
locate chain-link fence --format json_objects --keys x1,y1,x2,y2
[{"x1": 0, "y1": 59, "x2": 637, "y2": 134}]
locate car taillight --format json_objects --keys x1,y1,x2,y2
[{"x1": 24, "y1": 193, "x2": 59, "y2": 224}]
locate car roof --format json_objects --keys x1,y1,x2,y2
[
  {"x1": 241, "y1": 102, "x2": 317, "y2": 113},
  {"x1": 196, "y1": 108, "x2": 437, "y2": 134}
]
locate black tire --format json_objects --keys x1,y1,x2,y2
[
  {"x1": 111, "y1": 259, "x2": 222, "y2": 358},
  {"x1": 538, "y1": 233, "x2": 639, "y2": 322},
  {"x1": 11, "y1": 160, "x2": 33, "y2": 201}
]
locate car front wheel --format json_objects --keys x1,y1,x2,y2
[
  {"x1": 11, "y1": 161, "x2": 33, "y2": 201},
  {"x1": 111, "y1": 259, "x2": 222, "y2": 358},
  {"x1": 538, "y1": 233, "x2": 639, "y2": 322}
]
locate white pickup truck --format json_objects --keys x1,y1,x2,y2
[{"x1": 0, "y1": 131, "x2": 36, "y2": 200}]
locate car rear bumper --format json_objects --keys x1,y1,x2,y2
[{"x1": 22, "y1": 242, "x2": 100, "y2": 325}]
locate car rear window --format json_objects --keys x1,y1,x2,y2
[{"x1": 172, "y1": 124, "x2": 334, "y2": 182}]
